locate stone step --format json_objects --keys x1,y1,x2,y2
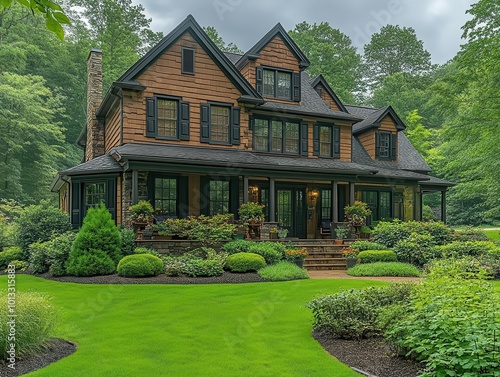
[
  {"x1": 305, "y1": 263, "x2": 347, "y2": 270},
  {"x1": 304, "y1": 258, "x2": 345, "y2": 264},
  {"x1": 306, "y1": 252, "x2": 344, "y2": 258}
]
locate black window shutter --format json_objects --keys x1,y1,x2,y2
[
  {"x1": 333, "y1": 126, "x2": 341, "y2": 158},
  {"x1": 71, "y1": 181, "x2": 81, "y2": 228},
  {"x1": 229, "y1": 176, "x2": 239, "y2": 216},
  {"x1": 199, "y1": 176, "x2": 210, "y2": 216},
  {"x1": 391, "y1": 133, "x2": 397, "y2": 160},
  {"x1": 178, "y1": 176, "x2": 189, "y2": 218},
  {"x1": 179, "y1": 101, "x2": 190, "y2": 141},
  {"x1": 231, "y1": 107, "x2": 241, "y2": 145},
  {"x1": 300, "y1": 123, "x2": 308, "y2": 156},
  {"x1": 375, "y1": 132, "x2": 381, "y2": 158},
  {"x1": 200, "y1": 104, "x2": 210, "y2": 143},
  {"x1": 146, "y1": 97, "x2": 156, "y2": 137},
  {"x1": 313, "y1": 124, "x2": 320, "y2": 156},
  {"x1": 256, "y1": 67, "x2": 263, "y2": 95},
  {"x1": 293, "y1": 72, "x2": 301, "y2": 101},
  {"x1": 106, "y1": 178, "x2": 116, "y2": 222}
]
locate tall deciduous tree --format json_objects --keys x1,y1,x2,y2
[
  {"x1": 203, "y1": 26, "x2": 242, "y2": 54},
  {"x1": 364, "y1": 25, "x2": 433, "y2": 88},
  {"x1": 289, "y1": 21, "x2": 365, "y2": 104}
]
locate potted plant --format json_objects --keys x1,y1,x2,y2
[
  {"x1": 269, "y1": 226, "x2": 279, "y2": 239},
  {"x1": 285, "y1": 248, "x2": 308, "y2": 268},
  {"x1": 360, "y1": 226, "x2": 372, "y2": 239},
  {"x1": 334, "y1": 225, "x2": 349, "y2": 244},
  {"x1": 238, "y1": 202, "x2": 265, "y2": 239},
  {"x1": 342, "y1": 247, "x2": 359, "y2": 268},
  {"x1": 128, "y1": 200, "x2": 155, "y2": 232},
  {"x1": 277, "y1": 227, "x2": 288, "y2": 239},
  {"x1": 344, "y1": 201, "x2": 372, "y2": 238}
]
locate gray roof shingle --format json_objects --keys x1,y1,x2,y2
[{"x1": 60, "y1": 155, "x2": 122, "y2": 175}]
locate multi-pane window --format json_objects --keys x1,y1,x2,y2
[
  {"x1": 377, "y1": 132, "x2": 391, "y2": 158},
  {"x1": 277, "y1": 190, "x2": 292, "y2": 227},
  {"x1": 157, "y1": 99, "x2": 177, "y2": 138},
  {"x1": 262, "y1": 68, "x2": 292, "y2": 99},
  {"x1": 320, "y1": 189, "x2": 332, "y2": 220},
  {"x1": 209, "y1": 180, "x2": 230, "y2": 215},
  {"x1": 253, "y1": 118, "x2": 300, "y2": 155},
  {"x1": 379, "y1": 191, "x2": 392, "y2": 220},
  {"x1": 84, "y1": 182, "x2": 106, "y2": 210},
  {"x1": 361, "y1": 190, "x2": 392, "y2": 221},
  {"x1": 210, "y1": 106, "x2": 230, "y2": 143},
  {"x1": 319, "y1": 126, "x2": 332, "y2": 156},
  {"x1": 154, "y1": 178, "x2": 177, "y2": 217}
]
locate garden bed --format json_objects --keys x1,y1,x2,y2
[
  {"x1": 313, "y1": 331, "x2": 424, "y2": 377},
  {"x1": 0, "y1": 338, "x2": 77, "y2": 377},
  {"x1": 36, "y1": 271, "x2": 266, "y2": 284}
]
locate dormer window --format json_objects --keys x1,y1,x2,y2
[
  {"x1": 376, "y1": 131, "x2": 397, "y2": 160},
  {"x1": 256, "y1": 67, "x2": 301, "y2": 101}
]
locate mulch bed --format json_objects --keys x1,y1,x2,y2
[
  {"x1": 313, "y1": 331, "x2": 425, "y2": 377},
  {"x1": 0, "y1": 338, "x2": 77, "y2": 377},
  {"x1": 35, "y1": 271, "x2": 267, "y2": 284}
]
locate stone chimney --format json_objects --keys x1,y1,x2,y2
[{"x1": 85, "y1": 48, "x2": 105, "y2": 161}]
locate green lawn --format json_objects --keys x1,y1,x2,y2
[
  {"x1": 4, "y1": 275, "x2": 386, "y2": 377},
  {"x1": 484, "y1": 229, "x2": 500, "y2": 241}
]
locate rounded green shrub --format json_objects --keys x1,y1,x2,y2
[
  {"x1": 28, "y1": 232, "x2": 75, "y2": 275},
  {"x1": 226, "y1": 252, "x2": 266, "y2": 272},
  {"x1": 433, "y1": 241, "x2": 498, "y2": 258},
  {"x1": 117, "y1": 254, "x2": 164, "y2": 277},
  {"x1": 0, "y1": 246, "x2": 23, "y2": 269},
  {"x1": 393, "y1": 232, "x2": 437, "y2": 266},
  {"x1": 66, "y1": 248, "x2": 116, "y2": 276},
  {"x1": 222, "y1": 240, "x2": 252, "y2": 254},
  {"x1": 134, "y1": 247, "x2": 159, "y2": 257},
  {"x1": 257, "y1": 261, "x2": 309, "y2": 281},
  {"x1": 347, "y1": 262, "x2": 420, "y2": 277},
  {"x1": 358, "y1": 250, "x2": 397, "y2": 263},
  {"x1": 183, "y1": 258, "x2": 224, "y2": 277},
  {"x1": 350, "y1": 240, "x2": 387, "y2": 251},
  {"x1": 17, "y1": 200, "x2": 72, "y2": 253},
  {"x1": 248, "y1": 243, "x2": 281, "y2": 264}
]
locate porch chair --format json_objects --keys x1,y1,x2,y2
[{"x1": 319, "y1": 220, "x2": 332, "y2": 238}]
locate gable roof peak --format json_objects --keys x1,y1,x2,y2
[{"x1": 309, "y1": 74, "x2": 348, "y2": 113}]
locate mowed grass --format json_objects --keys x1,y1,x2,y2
[
  {"x1": 3, "y1": 275, "x2": 386, "y2": 377},
  {"x1": 484, "y1": 229, "x2": 500, "y2": 241}
]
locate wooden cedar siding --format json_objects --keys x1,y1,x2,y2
[
  {"x1": 105, "y1": 104, "x2": 121, "y2": 152},
  {"x1": 121, "y1": 32, "x2": 249, "y2": 149},
  {"x1": 359, "y1": 129, "x2": 376, "y2": 159},
  {"x1": 116, "y1": 176, "x2": 122, "y2": 225},
  {"x1": 240, "y1": 60, "x2": 256, "y2": 88},
  {"x1": 314, "y1": 83, "x2": 342, "y2": 111}
]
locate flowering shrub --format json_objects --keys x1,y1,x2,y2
[
  {"x1": 342, "y1": 247, "x2": 359, "y2": 258},
  {"x1": 284, "y1": 248, "x2": 308, "y2": 261}
]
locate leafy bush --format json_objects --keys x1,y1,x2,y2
[
  {"x1": 68, "y1": 204, "x2": 122, "y2": 271},
  {"x1": 0, "y1": 200, "x2": 20, "y2": 250},
  {"x1": 0, "y1": 291, "x2": 57, "y2": 359},
  {"x1": 183, "y1": 258, "x2": 224, "y2": 277},
  {"x1": 66, "y1": 248, "x2": 116, "y2": 276},
  {"x1": 222, "y1": 240, "x2": 253, "y2": 254},
  {"x1": 134, "y1": 247, "x2": 159, "y2": 257},
  {"x1": 119, "y1": 227, "x2": 136, "y2": 256},
  {"x1": 0, "y1": 246, "x2": 23, "y2": 269},
  {"x1": 28, "y1": 232, "x2": 75, "y2": 276},
  {"x1": 163, "y1": 256, "x2": 186, "y2": 276},
  {"x1": 348, "y1": 262, "x2": 420, "y2": 277},
  {"x1": 307, "y1": 283, "x2": 415, "y2": 339},
  {"x1": 17, "y1": 200, "x2": 71, "y2": 253},
  {"x1": 433, "y1": 240, "x2": 498, "y2": 258},
  {"x1": 372, "y1": 220, "x2": 454, "y2": 248},
  {"x1": 350, "y1": 240, "x2": 387, "y2": 251},
  {"x1": 424, "y1": 257, "x2": 493, "y2": 280},
  {"x1": 117, "y1": 254, "x2": 163, "y2": 277},
  {"x1": 454, "y1": 226, "x2": 490, "y2": 242},
  {"x1": 226, "y1": 252, "x2": 266, "y2": 272},
  {"x1": 248, "y1": 243, "x2": 282, "y2": 264},
  {"x1": 5, "y1": 259, "x2": 29, "y2": 272},
  {"x1": 384, "y1": 275, "x2": 500, "y2": 376},
  {"x1": 423, "y1": 221, "x2": 456, "y2": 245},
  {"x1": 257, "y1": 261, "x2": 309, "y2": 281},
  {"x1": 393, "y1": 233, "x2": 437, "y2": 266},
  {"x1": 357, "y1": 250, "x2": 397, "y2": 263}
]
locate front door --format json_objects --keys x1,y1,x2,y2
[{"x1": 277, "y1": 188, "x2": 307, "y2": 238}]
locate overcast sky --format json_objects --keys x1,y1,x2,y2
[{"x1": 133, "y1": 0, "x2": 475, "y2": 65}]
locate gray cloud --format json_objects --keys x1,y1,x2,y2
[{"x1": 135, "y1": 0, "x2": 475, "y2": 64}]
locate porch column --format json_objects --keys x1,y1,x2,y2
[
  {"x1": 269, "y1": 177, "x2": 276, "y2": 222},
  {"x1": 441, "y1": 190, "x2": 447, "y2": 224},
  {"x1": 332, "y1": 180, "x2": 338, "y2": 223},
  {"x1": 131, "y1": 170, "x2": 139, "y2": 205},
  {"x1": 243, "y1": 176, "x2": 249, "y2": 204},
  {"x1": 349, "y1": 182, "x2": 355, "y2": 205}
]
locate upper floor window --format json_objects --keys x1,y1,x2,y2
[
  {"x1": 375, "y1": 131, "x2": 397, "y2": 160},
  {"x1": 313, "y1": 124, "x2": 340, "y2": 158},
  {"x1": 256, "y1": 67, "x2": 301, "y2": 101},
  {"x1": 146, "y1": 96, "x2": 190, "y2": 141},
  {"x1": 182, "y1": 47, "x2": 195, "y2": 74},
  {"x1": 200, "y1": 103, "x2": 240, "y2": 145},
  {"x1": 252, "y1": 117, "x2": 307, "y2": 156}
]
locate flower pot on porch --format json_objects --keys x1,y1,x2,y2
[
  {"x1": 334, "y1": 239, "x2": 343, "y2": 245},
  {"x1": 293, "y1": 258, "x2": 304, "y2": 268}
]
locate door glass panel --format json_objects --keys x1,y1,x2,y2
[
  {"x1": 362, "y1": 191, "x2": 378, "y2": 220},
  {"x1": 154, "y1": 178, "x2": 177, "y2": 217},
  {"x1": 320, "y1": 189, "x2": 332, "y2": 220},
  {"x1": 379, "y1": 191, "x2": 392, "y2": 220},
  {"x1": 260, "y1": 188, "x2": 269, "y2": 221},
  {"x1": 277, "y1": 190, "x2": 292, "y2": 227}
]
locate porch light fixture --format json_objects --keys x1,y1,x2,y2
[
  {"x1": 309, "y1": 189, "x2": 319, "y2": 202},
  {"x1": 249, "y1": 186, "x2": 259, "y2": 195}
]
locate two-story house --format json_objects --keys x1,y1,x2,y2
[{"x1": 51, "y1": 15, "x2": 452, "y2": 238}]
